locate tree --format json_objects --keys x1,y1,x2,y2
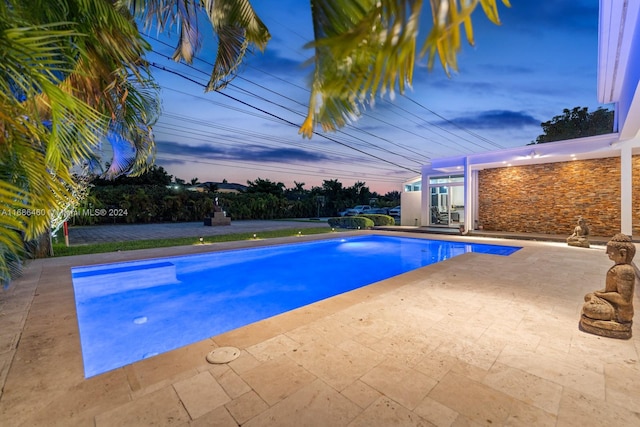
[
  {"x1": 533, "y1": 107, "x2": 615, "y2": 144},
  {"x1": 246, "y1": 178, "x2": 285, "y2": 196},
  {"x1": 1, "y1": 0, "x2": 160, "y2": 281},
  {"x1": 1, "y1": 0, "x2": 508, "y2": 281},
  {"x1": 93, "y1": 165, "x2": 173, "y2": 187}
]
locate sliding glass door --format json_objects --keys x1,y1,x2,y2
[{"x1": 429, "y1": 176, "x2": 464, "y2": 226}]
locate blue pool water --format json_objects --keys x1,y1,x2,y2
[{"x1": 71, "y1": 235, "x2": 520, "y2": 377}]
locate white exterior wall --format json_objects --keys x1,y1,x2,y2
[{"x1": 400, "y1": 190, "x2": 422, "y2": 226}]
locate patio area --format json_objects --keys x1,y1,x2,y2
[{"x1": 1, "y1": 230, "x2": 639, "y2": 426}]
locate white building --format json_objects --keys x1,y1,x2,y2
[{"x1": 401, "y1": 0, "x2": 640, "y2": 238}]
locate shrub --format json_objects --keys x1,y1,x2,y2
[
  {"x1": 360, "y1": 214, "x2": 396, "y2": 226},
  {"x1": 327, "y1": 216, "x2": 374, "y2": 229}
]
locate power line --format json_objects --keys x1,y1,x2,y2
[
  {"x1": 147, "y1": 42, "x2": 429, "y2": 166},
  {"x1": 149, "y1": 62, "x2": 421, "y2": 174},
  {"x1": 154, "y1": 120, "x2": 416, "y2": 176},
  {"x1": 227, "y1": 18, "x2": 501, "y2": 152},
  {"x1": 402, "y1": 96, "x2": 506, "y2": 149}
]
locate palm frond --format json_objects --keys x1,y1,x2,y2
[
  {"x1": 126, "y1": 0, "x2": 270, "y2": 90},
  {"x1": 300, "y1": 0, "x2": 509, "y2": 138},
  {"x1": 202, "y1": 0, "x2": 270, "y2": 90}
]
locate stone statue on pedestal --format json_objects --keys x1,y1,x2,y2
[
  {"x1": 567, "y1": 217, "x2": 590, "y2": 248},
  {"x1": 579, "y1": 233, "x2": 636, "y2": 339}
]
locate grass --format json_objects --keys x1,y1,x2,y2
[{"x1": 52, "y1": 227, "x2": 338, "y2": 257}]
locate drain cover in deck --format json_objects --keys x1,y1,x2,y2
[{"x1": 206, "y1": 347, "x2": 240, "y2": 364}]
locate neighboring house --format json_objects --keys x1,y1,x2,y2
[
  {"x1": 402, "y1": 0, "x2": 640, "y2": 238},
  {"x1": 191, "y1": 182, "x2": 248, "y2": 193}
]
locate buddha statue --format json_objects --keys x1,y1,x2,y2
[
  {"x1": 567, "y1": 217, "x2": 590, "y2": 248},
  {"x1": 579, "y1": 233, "x2": 636, "y2": 339}
]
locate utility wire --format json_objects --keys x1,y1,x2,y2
[
  {"x1": 402, "y1": 96, "x2": 505, "y2": 149},
  {"x1": 147, "y1": 44, "x2": 428, "y2": 166},
  {"x1": 149, "y1": 62, "x2": 420, "y2": 174}
]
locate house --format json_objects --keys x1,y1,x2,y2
[
  {"x1": 402, "y1": 0, "x2": 640, "y2": 238},
  {"x1": 190, "y1": 181, "x2": 248, "y2": 193}
]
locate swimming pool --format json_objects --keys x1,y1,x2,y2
[{"x1": 71, "y1": 235, "x2": 520, "y2": 377}]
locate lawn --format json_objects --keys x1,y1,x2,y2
[{"x1": 52, "y1": 227, "x2": 338, "y2": 257}]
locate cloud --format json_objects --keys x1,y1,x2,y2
[
  {"x1": 156, "y1": 140, "x2": 338, "y2": 164},
  {"x1": 445, "y1": 110, "x2": 540, "y2": 130}
]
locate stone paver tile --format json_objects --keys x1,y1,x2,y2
[
  {"x1": 213, "y1": 317, "x2": 285, "y2": 349},
  {"x1": 480, "y1": 324, "x2": 541, "y2": 352},
  {"x1": 0, "y1": 330, "x2": 19, "y2": 354},
  {"x1": 173, "y1": 371, "x2": 230, "y2": 419},
  {"x1": 205, "y1": 362, "x2": 230, "y2": 378},
  {"x1": 345, "y1": 309, "x2": 410, "y2": 337},
  {"x1": 414, "y1": 350, "x2": 459, "y2": 381},
  {"x1": 556, "y1": 387, "x2": 640, "y2": 427},
  {"x1": 289, "y1": 338, "x2": 384, "y2": 391},
  {"x1": 189, "y1": 405, "x2": 238, "y2": 427},
  {"x1": 0, "y1": 352, "x2": 10, "y2": 389},
  {"x1": 482, "y1": 362, "x2": 563, "y2": 415},
  {"x1": 436, "y1": 336, "x2": 503, "y2": 371},
  {"x1": 360, "y1": 359, "x2": 438, "y2": 410},
  {"x1": 516, "y1": 317, "x2": 575, "y2": 353},
  {"x1": 497, "y1": 344, "x2": 605, "y2": 399},
  {"x1": 368, "y1": 325, "x2": 444, "y2": 366},
  {"x1": 449, "y1": 415, "x2": 484, "y2": 426},
  {"x1": 414, "y1": 396, "x2": 459, "y2": 427},
  {"x1": 340, "y1": 380, "x2": 382, "y2": 409},
  {"x1": 215, "y1": 367, "x2": 251, "y2": 398},
  {"x1": 603, "y1": 361, "x2": 640, "y2": 413},
  {"x1": 244, "y1": 379, "x2": 361, "y2": 427},
  {"x1": 284, "y1": 322, "x2": 326, "y2": 346},
  {"x1": 227, "y1": 349, "x2": 261, "y2": 374},
  {"x1": 449, "y1": 359, "x2": 490, "y2": 383},
  {"x1": 239, "y1": 355, "x2": 316, "y2": 406},
  {"x1": 569, "y1": 331, "x2": 639, "y2": 363},
  {"x1": 286, "y1": 317, "x2": 361, "y2": 347},
  {"x1": 95, "y1": 386, "x2": 189, "y2": 427},
  {"x1": 428, "y1": 371, "x2": 515, "y2": 426},
  {"x1": 125, "y1": 339, "x2": 213, "y2": 394},
  {"x1": 246, "y1": 334, "x2": 299, "y2": 362},
  {"x1": 347, "y1": 396, "x2": 432, "y2": 427},
  {"x1": 224, "y1": 390, "x2": 269, "y2": 425},
  {"x1": 504, "y1": 399, "x2": 557, "y2": 427},
  {"x1": 536, "y1": 342, "x2": 603, "y2": 373},
  {"x1": 269, "y1": 303, "x2": 334, "y2": 332},
  {"x1": 0, "y1": 353, "x2": 128, "y2": 425}
]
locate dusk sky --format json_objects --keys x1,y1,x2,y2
[{"x1": 142, "y1": 0, "x2": 604, "y2": 194}]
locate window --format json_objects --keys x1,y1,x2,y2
[{"x1": 404, "y1": 180, "x2": 421, "y2": 192}]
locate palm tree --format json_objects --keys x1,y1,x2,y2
[
  {"x1": 1, "y1": 0, "x2": 507, "y2": 282},
  {"x1": 0, "y1": 0, "x2": 161, "y2": 278}
]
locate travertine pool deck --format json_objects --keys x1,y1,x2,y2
[{"x1": 1, "y1": 230, "x2": 639, "y2": 426}]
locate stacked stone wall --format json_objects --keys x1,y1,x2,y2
[
  {"x1": 633, "y1": 156, "x2": 640, "y2": 237},
  {"x1": 477, "y1": 156, "x2": 639, "y2": 237}
]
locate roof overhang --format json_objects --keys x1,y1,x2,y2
[
  {"x1": 597, "y1": 0, "x2": 640, "y2": 103},
  {"x1": 424, "y1": 133, "x2": 625, "y2": 175},
  {"x1": 598, "y1": 0, "x2": 640, "y2": 139}
]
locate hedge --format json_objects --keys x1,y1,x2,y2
[
  {"x1": 327, "y1": 216, "x2": 375, "y2": 229},
  {"x1": 359, "y1": 214, "x2": 396, "y2": 226}
]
